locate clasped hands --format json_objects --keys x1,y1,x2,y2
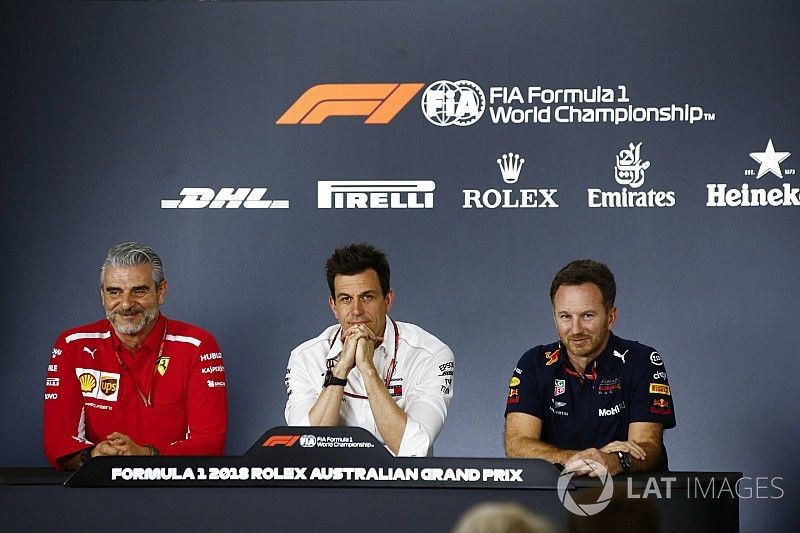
[
  {"x1": 334, "y1": 324, "x2": 383, "y2": 378},
  {"x1": 91, "y1": 432, "x2": 151, "y2": 457}
]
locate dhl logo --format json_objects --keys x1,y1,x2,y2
[
  {"x1": 262, "y1": 435, "x2": 300, "y2": 447},
  {"x1": 276, "y1": 83, "x2": 424, "y2": 125}
]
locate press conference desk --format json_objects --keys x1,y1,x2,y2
[{"x1": 1, "y1": 428, "x2": 740, "y2": 533}]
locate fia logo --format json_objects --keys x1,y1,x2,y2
[{"x1": 421, "y1": 80, "x2": 485, "y2": 126}]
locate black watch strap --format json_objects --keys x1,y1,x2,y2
[
  {"x1": 79, "y1": 447, "x2": 94, "y2": 465},
  {"x1": 616, "y1": 451, "x2": 632, "y2": 474},
  {"x1": 323, "y1": 370, "x2": 348, "y2": 387}
]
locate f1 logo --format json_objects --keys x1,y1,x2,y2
[
  {"x1": 276, "y1": 83, "x2": 424, "y2": 125},
  {"x1": 262, "y1": 435, "x2": 300, "y2": 447}
]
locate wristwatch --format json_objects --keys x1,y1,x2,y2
[
  {"x1": 616, "y1": 451, "x2": 632, "y2": 474},
  {"x1": 323, "y1": 370, "x2": 348, "y2": 388},
  {"x1": 79, "y1": 447, "x2": 94, "y2": 465}
]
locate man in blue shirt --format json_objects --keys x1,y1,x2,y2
[{"x1": 504, "y1": 259, "x2": 675, "y2": 476}]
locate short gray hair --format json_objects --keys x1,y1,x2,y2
[{"x1": 100, "y1": 242, "x2": 165, "y2": 286}]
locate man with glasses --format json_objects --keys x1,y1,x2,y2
[
  {"x1": 285, "y1": 243, "x2": 454, "y2": 457},
  {"x1": 44, "y1": 242, "x2": 227, "y2": 470}
]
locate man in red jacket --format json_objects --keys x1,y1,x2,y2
[{"x1": 44, "y1": 242, "x2": 227, "y2": 470}]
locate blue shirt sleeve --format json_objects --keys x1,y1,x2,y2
[
  {"x1": 628, "y1": 349, "x2": 676, "y2": 428},
  {"x1": 504, "y1": 349, "x2": 544, "y2": 419}
]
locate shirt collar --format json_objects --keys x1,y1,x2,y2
[
  {"x1": 594, "y1": 332, "x2": 622, "y2": 371},
  {"x1": 110, "y1": 314, "x2": 166, "y2": 354},
  {"x1": 552, "y1": 332, "x2": 621, "y2": 372}
]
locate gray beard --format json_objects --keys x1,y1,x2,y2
[{"x1": 108, "y1": 307, "x2": 159, "y2": 335}]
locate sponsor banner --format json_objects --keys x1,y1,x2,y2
[
  {"x1": 649, "y1": 383, "x2": 671, "y2": 395},
  {"x1": 99, "y1": 465, "x2": 528, "y2": 486},
  {"x1": 161, "y1": 187, "x2": 289, "y2": 209},
  {"x1": 599, "y1": 401, "x2": 626, "y2": 417},
  {"x1": 277, "y1": 83, "x2": 424, "y2": 125},
  {"x1": 706, "y1": 139, "x2": 797, "y2": 208},
  {"x1": 74, "y1": 369, "x2": 120, "y2": 401},
  {"x1": 462, "y1": 153, "x2": 558, "y2": 209},
  {"x1": 318, "y1": 181, "x2": 435, "y2": 209},
  {"x1": 588, "y1": 142, "x2": 676, "y2": 208},
  {"x1": 275, "y1": 80, "x2": 716, "y2": 128}
]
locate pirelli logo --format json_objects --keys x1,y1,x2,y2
[
  {"x1": 318, "y1": 181, "x2": 435, "y2": 209},
  {"x1": 649, "y1": 383, "x2": 671, "y2": 395},
  {"x1": 262, "y1": 435, "x2": 300, "y2": 447},
  {"x1": 276, "y1": 83, "x2": 424, "y2": 125}
]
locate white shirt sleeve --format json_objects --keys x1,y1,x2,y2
[
  {"x1": 284, "y1": 348, "x2": 320, "y2": 427},
  {"x1": 397, "y1": 344, "x2": 454, "y2": 456}
]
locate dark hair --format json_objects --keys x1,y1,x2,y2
[
  {"x1": 550, "y1": 259, "x2": 616, "y2": 311},
  {"x1": 325, "y1": 243, "x2": 390, "y2": 297}
]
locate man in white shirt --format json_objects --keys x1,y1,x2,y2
[{"x1": 284, "y1": 243, "x2": 454, "y2": 456}]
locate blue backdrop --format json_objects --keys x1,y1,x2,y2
[{"x1": 3, "y1": 2, "x2": 799, "y2": 531}]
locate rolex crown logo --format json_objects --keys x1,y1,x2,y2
[{"x1": 497, "y1": 152, "x2": 525, "y2": 184}]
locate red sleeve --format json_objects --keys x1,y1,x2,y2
[
  {"x1": 163, "y1": 333, "x2": 228, "y2": 455},
  {"x1": 43, "y1": 336, "x2": 92, "y2": 470}
]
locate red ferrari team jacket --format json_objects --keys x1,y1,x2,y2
[{"x1": 43, "y1": 315, "x2": 227, "y2": 469}]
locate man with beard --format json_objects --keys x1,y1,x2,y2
[
  {"x1": 285, "y1": 243, "x2": 454, "y2": 456},
  {"x1": 44, "y1": 242, "x2": 227, "y2": 470},
  {"x1": 504, "y1": 259, "x2": 675, "y2": 476}
]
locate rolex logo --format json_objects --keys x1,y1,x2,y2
[
  {"x1": 497, "y1": 152, "x2": 525, "y2": 184},
  {"x1": 463, "y1": 152, "x2": 558, "y2": 209}
]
